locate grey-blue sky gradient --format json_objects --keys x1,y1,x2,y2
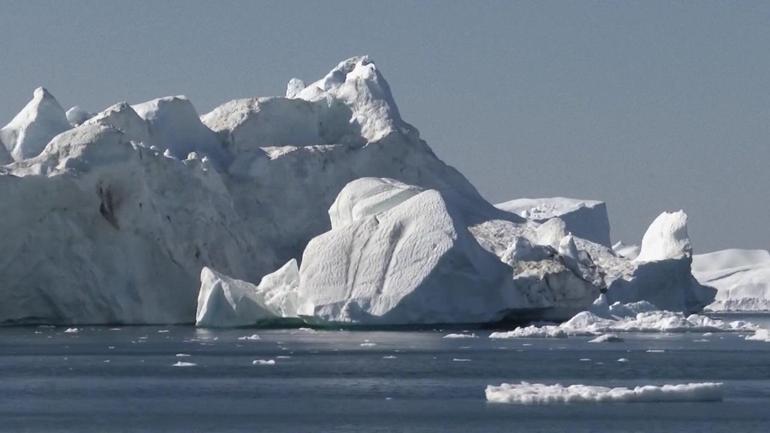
[{"x1": 1, "y1": 0, "x2": 768, "y2": 252}]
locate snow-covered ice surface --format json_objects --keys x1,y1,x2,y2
[
  {"x1": 694, "y1": 249, "x2": 770, "y2": 312},
  {"x1": 3, "y1": 322, "x2": 770, "y2": 433},
  {"x1": 485, "y1": 382, "x2": 723, "y2": 404}
]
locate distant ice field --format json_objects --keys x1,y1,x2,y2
[{"x1": 1, "y1": 317, "x2": 770, "y2": 433}]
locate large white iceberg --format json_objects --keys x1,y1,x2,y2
[
  {"x1": 693, "y1": 249, "x2": 770, "y2": 311},
  {"x1": 0, "y1": 56, "x2": 719, "y2": 326},
  {"x1": 0, "y1": 57, "x2": 489, "y2": 325}
]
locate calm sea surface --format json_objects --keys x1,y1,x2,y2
[{"x1": 2, "y1": 314, "x2": 770, "y2": 433}]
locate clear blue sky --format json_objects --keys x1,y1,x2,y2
[{"x1": 1, "y1": 0, "x2": 768, "y2": 252}]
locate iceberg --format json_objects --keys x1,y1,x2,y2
[
  {"x1": 65, "y1": 106, "x2": 93, "y2": 126},
  {"x1": 196, "y1": 259, "x2": 302, "y2": 327},
  {"x1": 196, "y1": 267, "x2": 278, "y2": 328},
  {"x1": 745, "y1": 329, "x2": 770, "y2": 342},
  {"x1": 443, "y1": 333, "x2": 478, "y2": 339},
  {"x1": 196, "y1": 182, "x2": 715, "y2": 326},
  {"x1": 0, "y1": 56, "x2": 718, "y2": 326},
  {"x1": 0, "y1": 57, "x2": 484, "y2": 325},
  {"x1": 296, "y1": 178, "x2": 525, "y2": 325},
  {"x1": 485, "y1": 382, "x2": 723, "y2": 404},
  {"x1": 496, "y1": 197, "x2": 611, "y2": 247},
  {"x1": 588, "y1": 333, "x2": 623, "y2": 343},
  {"x1": 604, "y1": 211, "x2": 715, "y2": 313},
  {"x1": 489, "y1": 294, "x2": 755, "y2": 338},
  {"x1": 693, "y1": 249, "x2": 770, "y2": 311},
  {"x1": 1, "y1": 87, "x2": 72, "y2": 161}
]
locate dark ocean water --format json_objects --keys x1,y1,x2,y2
[{"x1": 2, "y1": 314, "x2": 770, "y2": 433}]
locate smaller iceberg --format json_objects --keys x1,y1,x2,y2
[
  {"x1": 195, "y1": 267, "x2": 277, "y2": 328},
  {"x1": 196, "y1": 259, "x2": 301, "y2": 328},
  {"x1": 489, "y1": 294, "x2": 756, "y2": 338},
  {"x1": 693, "y1": 249, "x2": 770, "y2": 312}
]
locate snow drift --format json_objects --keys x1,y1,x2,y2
[{"x1": 485, "y1": 382, "x2": 723, "y2": 404}]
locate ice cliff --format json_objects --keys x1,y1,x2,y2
[{"x1": 0, "y1": 56, "x2": 721, "y2": 326}]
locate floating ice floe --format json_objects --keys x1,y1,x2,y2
[
  {"x1": 588, "y1": 333, "x2": 623, "y2": 343},
  {"x1": 490, "y1": 295, "x2": 756, "y2": 339},
  {"x1": 745, "y1": 329, "x2": 770, "y2": 342},
  {"x1": 237, "y1": 334, "x2": 261, "y2": 341},
  {"x1": 485, "y1": 382, "x2": 723, "y2": 404},
  {"x1": 252, "y1": 359, "x2": 276, "y2": 366},
  {"x1": 172, "y1": 361, "x2": 196, "y2": 367},
  {"x1": 443, "y1": 333, "x2": 478, "y2": 339},
  {"x1": 63, "y1": 327, "x2": 79, "y2": 334}
]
